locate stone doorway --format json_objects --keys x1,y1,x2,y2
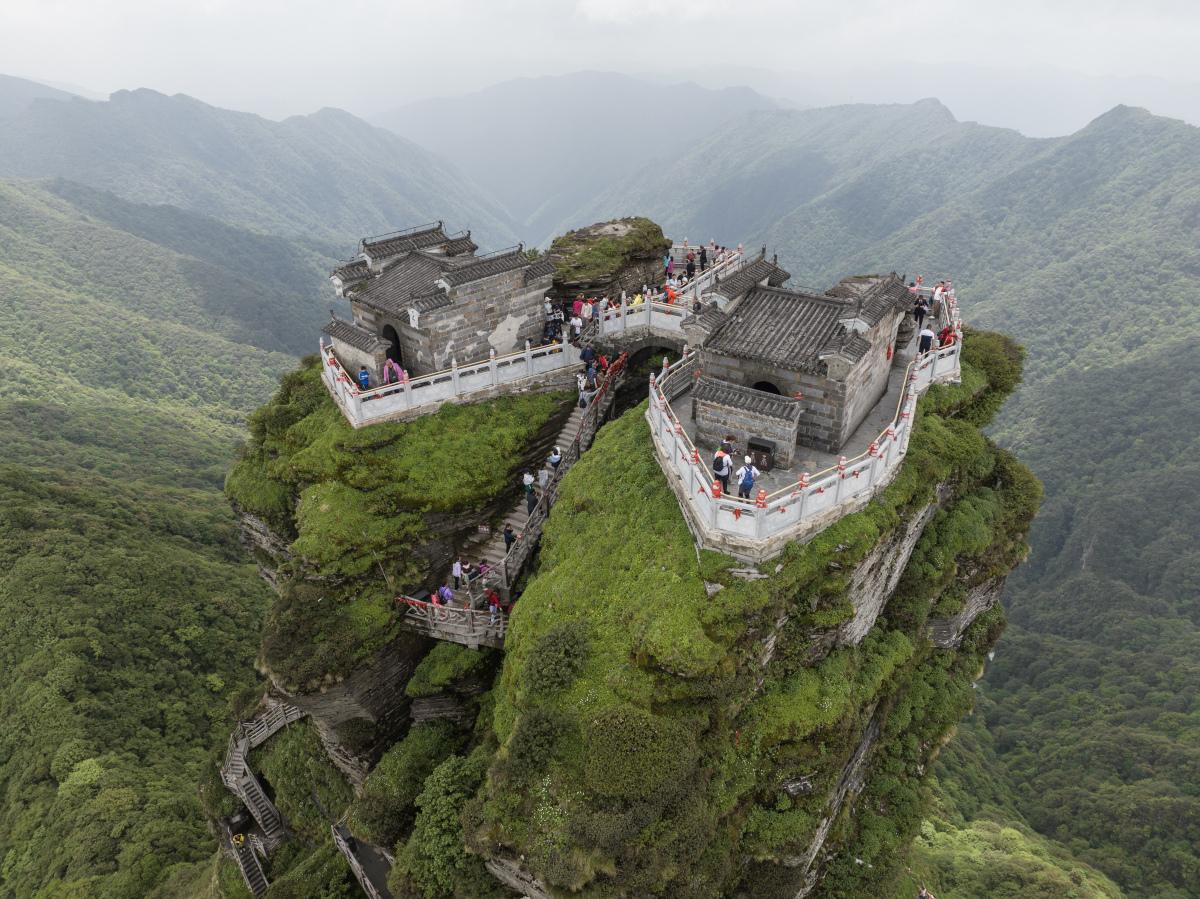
[
  {"x1": 752, "y1": 380, "x2": 782, "y2": 395},
  {"x1": 382, "y1": 325, "x2": 403, "y2": 367}
]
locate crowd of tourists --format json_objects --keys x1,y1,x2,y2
[{"x1": 909, "y1": 278, "x2": 958, "y2": 355}]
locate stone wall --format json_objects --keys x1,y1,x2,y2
[
  {"x1": 836, "y1": 309, "x2": 906, "y2": 447},
  {"x1": 693, "y1": 395, "x2": 800, "y2": 468},
  {"x1": 347, "y1": 270, "x2": 552, "y2": 376},
  {"x1": 422, "y1": 269, "x2": 552, "y2": 369},
  {"x1": 698, "y1": 349, "x2": 850, "y2": 455},
  {"x1": 329, "y1": 335, "x2": 389, "y2": 387}
]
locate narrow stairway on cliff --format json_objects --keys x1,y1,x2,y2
[{"x1": 447, "y1": 401, "x2": 587, "y2": 591}]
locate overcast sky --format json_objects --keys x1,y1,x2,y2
[{"x1": 4, "y1": 0, "x2": 1200, "y2": 133}]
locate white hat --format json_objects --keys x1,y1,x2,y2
[{"x1": 745, "y1": 455, "x2": 752, "y2": 464}]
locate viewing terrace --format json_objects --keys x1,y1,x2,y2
[{"x1": 646, "y1": 285, "x2": 963, "y2": 561}]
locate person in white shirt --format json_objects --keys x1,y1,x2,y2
[
  {"x1": 735, "y1": 456, "x2": 761, "y2": 499},
  {"x1": 451, "y1": 556, "x2": 463, "y2": 589},
  {"x1": 918, "y1": 326, "x2": 936, "y2": 354}
]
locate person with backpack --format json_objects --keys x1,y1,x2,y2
[
  {"x1": 522, "y1": 470, "x2": 537, "y2": 513},
  {"x1": 713, "y1": 449, "x2": 732, "y2": 494},
  {"x1": 735, "y1": 456, "x2": 760, "y2": 500}
]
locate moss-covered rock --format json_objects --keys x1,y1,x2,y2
[
  {"x1": 467, "y1": 331, "x2": 1039, "y2": 897},
  {"x1": 225, "y1": 355, "x2": 570, "y2": 688},
  {"x1": 548, "y1": 217, "x2": 671, "y2": 291}
]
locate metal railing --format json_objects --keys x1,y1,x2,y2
[{"x1": 645, "y1": 288, "x2": 964, "y2": 560}]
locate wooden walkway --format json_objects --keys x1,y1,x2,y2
[{"x1": 219, "y1": 702, "x2": 307, "y2": 895}]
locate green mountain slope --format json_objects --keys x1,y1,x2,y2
[
  {"x1": 593, "y1": 100, "x2": 1200, "y2": 898},
  {"x1": 0, "y1": 88, "x2": 519, "y2": 246},
  {"x1": 0, "y1": 178, "x2": 308, "y2": 897}
]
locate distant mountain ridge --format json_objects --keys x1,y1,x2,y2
[
  {"x1": 0, "y1": 73, "x2": 77, "y2": 119},
  {"x1": 0, "y1": 86, "x2": 520, "y2": 248},
  {"x1": 374, "y1": 71, "x2": 778, "y2": 243}
]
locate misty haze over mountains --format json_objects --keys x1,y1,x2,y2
[{"x1": 1, "y1": 61, "x2": 1199, "y2": 897}]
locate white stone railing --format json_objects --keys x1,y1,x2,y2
[
  {"x1": 645, "y1": 291, "x2": 965, "y2": 561},
  {"x1": 591, "y1": 297, "x2": 689, "y2": 341},
  {"x1": 650, "y1": 246, "x2": 749, "y2": 304},
  {"x1": 320, "y1": 338, "x2": 579, "y2": 428}
]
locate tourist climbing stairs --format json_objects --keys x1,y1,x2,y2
[
  {"x1": 398, "y1": 355, "x2": 628, "y2": 649},
  {"x1": 224, "y1": 820, "x2": 270, "y2": 896}
]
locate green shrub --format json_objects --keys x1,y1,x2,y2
[
  {"x1": 524, "y1": 620, "x2": 590, "y2": 695},
  {"x1": 583, "y1": 705, "x2": 697, "y2": 800},
  {"x1": 351, "y1": 722, "x2": 464, "y2": 849},
  {"x1": 407, "y1": 643, "x2": 495, "y2": 698},
  {"x1": 391, "y1": 752, "x2": 500, "y2": 899},
  {"x1": 507, "y1": 707, "x2": 570, "y2": 780}
]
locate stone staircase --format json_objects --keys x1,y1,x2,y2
[
  {"x1": 450, "y1": 403, "x2": 586, "y2": 588},
  {"x1": 400, "y1": 354, "x2": 628, "y2": 650}
]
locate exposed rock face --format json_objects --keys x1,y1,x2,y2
[
  {"x1": 547, "y1": 217, "x2": 671, "y2": 300},
  {"x1": 485, "y1": 857, "x2": 554, "y2": 899},
  {"x1": 927, "y1": 575, "x2": 1006, "y2": 648},
  {"x1": 272, "y1": 631, "x2": 429, "y2": 787},
  {"x1": 836, "y1": 484, "x2": 953, "y2": 646},
  {"x1": 232, "y1": 504, "x2": 292, "y2": 590},
  {"x1": 787, "y1": 710, "x2": 882, "y2": 897}
]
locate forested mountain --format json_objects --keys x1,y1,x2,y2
[
  {"x1": 0, "y1": 87, "x2": 519, "y2": 247},
  {"x1": 0, "y1": 178, "x2": 311, "y2": 895},
  {"x1": 588, "y1": 100, "x2": 1200, "y2": 898},
  {"x1": 375, "y1": 72, "x2": 777, "y2": 243}
]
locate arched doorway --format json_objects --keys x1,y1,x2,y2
[
  {"x1": 381, "y1": 325, "x2": 403, "y2": 367},
  {"x1": 752, "y1": 380, "x2": 782, "y2": 395}
]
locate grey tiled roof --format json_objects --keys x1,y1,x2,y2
[
  {"x1": 441, "y1": 247, "x2": 528, "y2": 287},
  {"x1": 361, "y1": 222, "x2": 448, "y2": 259},
  {"x1": 826, "y1": 273, "x2": 909, "y2": 327},
  {"x1": 702, "y1": 286, "x2": 852, "y2": 370},
  {"x1": 696, "y1": 306, "x2": 729, "y2": 330},
  {"x1": 323, "y1": 317, "x2": 390, "y2": 352},
  {"x1": 713, "y1": 256, "x2": 791, "y2": 300},
  {"x1": 332, "y1": 258, "x2": 370, "y2": 283},
  {"x1": 411, "y1": 290, "x2": 454, "y2": 313},
  {"x1": 525, "y1": 256, "x2": 556, "y2": 282},
  {"x1": 693, "y1": 377, "x2": 803, "y2": 421},
  {"x1": 354, "y1": 252, "x2": 449, "y2": 315},
  {"x1": 818, "y1": 327, "x2": 873, "y2": 363},
  {"x1": 442, "y1": 234, "x2": 478, "y2": 256}
]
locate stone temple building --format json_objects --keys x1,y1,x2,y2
[
  {"x1": 687, "y1": 272, "x2": 910, "y2": 466},
  {"x1": 323, "y1": 222, "x2": 555, "y2": 380}
]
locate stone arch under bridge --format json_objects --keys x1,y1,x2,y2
[{"x1": 594, "y1": 332, "x2": 688, "y2": 365}]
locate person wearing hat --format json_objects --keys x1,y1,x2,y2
[{"x1": 735, "y1": 456, "x2": 760, "y2": 500}]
